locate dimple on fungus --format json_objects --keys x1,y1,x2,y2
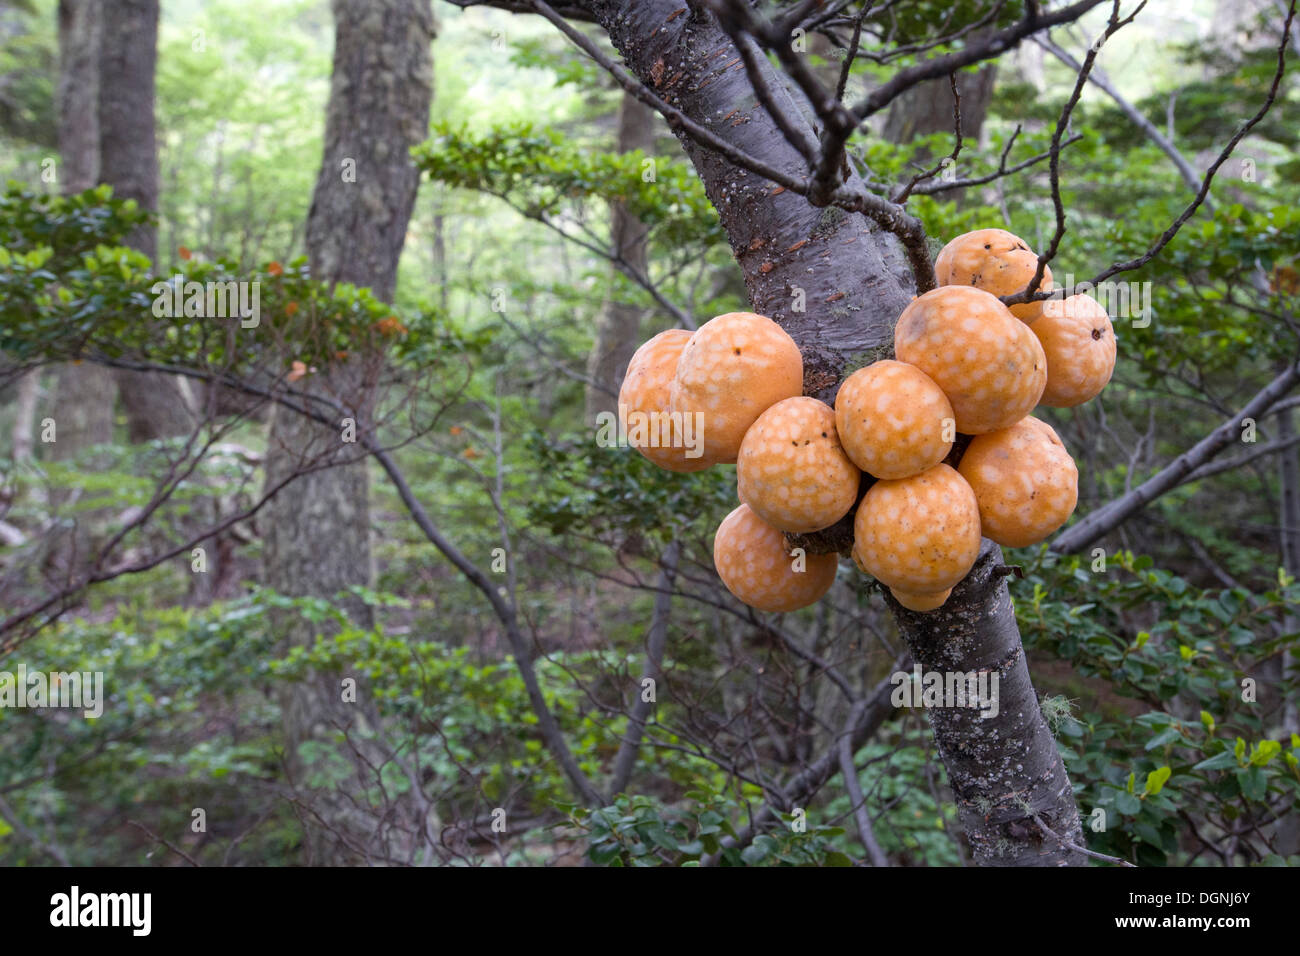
[
  {"x1": 618, "y1": 329, "x2": 714, "y2": 472},
  {"x1": 890, "y1": 586, "x2": 953, "y2": 613},
  {"x1": 852, "y1": 463, "x2": 981, "y2": 593},
  {"x1": 935, "y1": 227, "x2": 1053, "y2": 322},
  {"x1": 834, "y1": 359, "x2": 954, "y2": 480},
  {"x1": 737, "y1": 396, "x2": 860, "y2": 533},
  {"x1": 957, "y1": 416, "x2": 1079, "y2": 548},
  {"x1": 894, "y1": 286, "x2": 1046, "y2": 434},
  {"x1": 670, "y1": 312, "x2": 803, "y2": 464},
  {"x1": 713, "y1": 503, "x2": 838, "y2": 613},
  {"x1": 1026, "y1": 293, "x2": 1117, "y2": 407}
]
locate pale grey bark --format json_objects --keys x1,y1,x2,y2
[{"x1": 10, "y1": 371, "x2": 40, "y2": 462}]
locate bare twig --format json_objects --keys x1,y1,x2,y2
[{"x1": 1034, "y1": 35, "x2": 1203, "y2": 196}]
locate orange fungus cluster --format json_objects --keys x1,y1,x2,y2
[{"x1": 620, "y1": 229, "x2": 1116, "y2": 615}]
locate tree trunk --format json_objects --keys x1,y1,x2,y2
[
  {"x1": 588, "y1": 0, "x2": 1085, "y2": 865},
  {"x1": 262, "y1": 0, "x2": 433, "y2": 859},
  {"x1": 10, "y1": 371, "x2": 40, "y2": 463},
  {"x1": 585, "y1": 92, "x2": 656, "y2": 423},
  {"x1": 43, "y1": 0, "x2": 118, "y2": 579},
  {"x1": 882, "y1": 65, "x2": 999, "y2": 146},
  {"x1": 58, "y1": 0, "x2": 100, "y2": 193},
  {"x1": 98, "y1": 0, "x2": 194, "y2": 442},
  {"x1": 49, "y1": 0, "x2": 118, "y2": 468}
]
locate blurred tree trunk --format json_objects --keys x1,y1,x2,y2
[
  {"x1": 584, "y1": 93, "x2": 655, "y2": 423},
  {"x1": 883, "y1": 63, "x2": 998, "y2": 148},
  {"x1": 10, "y1": 371, "x2": 40, "y2": 462},
  {"x1": 262, "y1": 0, "x2": 433, "y2": 860},
  {"x1": 98, "y1": 0, "x2": 194, "y2": 442},
  {"x1": 42, "y1": 0, "x2": 117, "y2": 581},
  {"x1": 47, "y1": 0, "x2": 117, "y2": 469}
]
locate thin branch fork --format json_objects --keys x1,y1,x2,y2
[
  {"x1": 1003, "y1": 0, "x2": 1296, "y2": 308},
  {"x1": 1032, "y1": 33, "x2": 1203, "y2": 197},
  {"x1": 1018, "y1": 0, "x2": 1148, "y2": 308}
]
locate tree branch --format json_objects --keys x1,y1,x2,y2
[{"x1": 1051, "y1": 361, "x2": 1300, "y2": 553}]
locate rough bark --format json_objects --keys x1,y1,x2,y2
[
  {"x1": 98, "y1": 0, "x2": 194, "y2": 442},
  {"x1": 301, "y1": 0, "x2": 434, "y2": 302},
  {"x1": 584, "y1": 93, "x2": 656, "y2": 423},
  {"x1": 887, "y1": 542, "x2": 1084, "y2": 865},
  {"x1": 587, "y1": 0, "x2": 1084, "y2": 865},
  {"x1": 262, "y1": 0, "x2": 433, "y2": 859},
  {"x1": 265, "y1": 0, "x2": 433, "y2": 619},
  {"x1": 57, "y1": 0, "x2": 100, "y2": 193}
]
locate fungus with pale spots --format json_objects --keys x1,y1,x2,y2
[
  {"x1": 737, "y1": 397, "x2": 859, "y2": 533},
  {"x1": 890, "y1": 586, "x2": 953, "y2": 612},
  {"x1": 670, "y1": 311, "x2": 803, "y2": 464},
  {"x1": 713, "y1": 504, "x2": 838, "y2": 613},
  {"x1": 1026, "y1": 293, "x2": 1117, "y2": 407},
  {"x1": 958, "y1": 416, "x2": 1079, "y2": 548},
  {"x1": 852, "y1": 463, "x2": 981, "y2": 592},
  {"x1": 935, "y1": 227, "x2": 1053, "y2": 322},
  {"x1": 618, "y1": 329, "x2": 713, "y2": 472},
  {"x1": 834, "y1": 360, "x2": 953, "y2": 480},
  {"x1": 894, "y1": 286, "x2": 1046, "y2": 434}
]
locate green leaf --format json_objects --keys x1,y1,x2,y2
[
  {"x1": 1145, "y1": 727, "x2": 1182, "y2": 751},
  {"x1": 1144, "y1": 766, "x2": 1172, "y2": 795},
  {"x1": 589, "y1": 842, "x2": 622, "y2": 865},
  {"x1": 1193, "y1": 750, "x2": 1239, "y2": 772},
  {"x1": 1236, "y1": 766, "x2": 1267, "y2": 801},
  {"x1": 1115, "y1": 791, "x2": 1142, "y2": 816},
  {"x1": 644, "y1": 824, "x2": 679, "y2": 852},
  {"x1": 1250, "y1": 740, "x2": 1281, "y2": 766}
]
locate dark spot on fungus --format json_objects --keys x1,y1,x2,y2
[{"x1": 734, "y1": 347, "x2": 741, "y2": 355}]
